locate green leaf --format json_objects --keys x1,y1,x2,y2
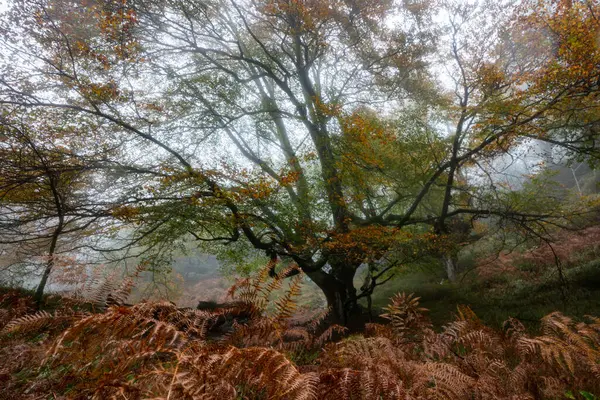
[{"x1": 580, "y1": 391, "x2": 597, "y2": 400}]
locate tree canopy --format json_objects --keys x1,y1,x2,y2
[{"x1": 1, "y1": 0, "x2": 599, "y2": 322}]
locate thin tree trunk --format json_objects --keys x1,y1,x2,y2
[
  {"x1": 33, "y1": 170, "x2": 64, "y2": 306},
  {"x1": 443, "y1": 254, "x2": 458, "y2": 282},
  {"x1": 34, "y1": 226, "x2": 61, "y2": 305},
  {"x1": 34, "y1": 255, "x2": 55, "y2": 305}
]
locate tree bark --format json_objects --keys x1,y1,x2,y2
[
  {"x1": 33, "y1": 171, "x2": 64, "y2": 306},
  {"x1": 307, "y1": 263, "x2": 361, "y2": 327},
  {"x1": 34, "y1": 227, "x2": 60, "y2": 305},
  {"x1": 34, "y1": 256, "x2": 55, "y2": 305},
  {"x1": 443, "y1": 253, "x2": 458, "y2": 282}
]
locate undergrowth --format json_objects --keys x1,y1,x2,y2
[
  {"x1": 1, "y1": 263, "x2": 599, "y2": 399},
  {"x1": 367, "y1": 227, "x2": 600, "y2": 329}
]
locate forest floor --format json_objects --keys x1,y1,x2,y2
[
  {"x1": 1, "y1": 276, "x2": 600, "y2": 399},
  {"x1": 170, "y1": 251, "x2": 600, "y2": 331},
  {"x1": 367, "y1": 257, "x2": 600, "y2": 330},
  {"x1": 2, "y1": 225, "x2": 600, "y2": 399}
]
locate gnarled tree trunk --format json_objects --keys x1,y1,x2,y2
[{"x1": 307, "y1": 262, "x2": 362, "y2": 327}]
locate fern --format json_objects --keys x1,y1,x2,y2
[
  {"x1": 155, "y1": 346, "x2": 318, "y2": 400},
  {"x1": 2, "y1": 280, "x2": 600, "y2": 399},
  {"x1": 381, "y1": 292, "x2": 431, "y2": 341},
  {"x1": 2, "y1": 310, "x2": 54, "y2": 334}
]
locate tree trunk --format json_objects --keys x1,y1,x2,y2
[
  {"x1": 443, "y1": 253, "x2": 458, "y2": 282},
  {"x1": 34, "y1": 216, "x2": 62, "y2": 306},
  {"x1": 307, "y1": 263, "x2": 362, "y2": 327},
  {"x1": 34, "y1": 257, "x2": 54, "y2": 305}
]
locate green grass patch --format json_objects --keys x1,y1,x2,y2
[{"x1": 364, "y1": 259, "x2": 600, "y2": 330}]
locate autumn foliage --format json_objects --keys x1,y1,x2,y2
[
  {"x1": 477, "y1": 225, "x2": 600, "y2": 282},
  {"x1": 2, "y1": 0, "x2": 600, "y2": 323},
  {"x1": 1, "y1": 264, "x2": 599, "y2": 400},
  {"x1": 1, "y1": 0, "x2": 600, "y2": 397}
]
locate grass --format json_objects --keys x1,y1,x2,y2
[{"x1": 364, "y1": 258, "x2": 600, "y2": 330}]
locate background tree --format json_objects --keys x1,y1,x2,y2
[
  {"x1": 0, "y1": 108, "x2": 118, "y2": 303},
  {"x1": 423, "y1": 0, "x2": 600, "y2": 281}
]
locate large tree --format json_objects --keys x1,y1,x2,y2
[{"x1": 1, "y1": 0, "x2": 599, "y2": 322}]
